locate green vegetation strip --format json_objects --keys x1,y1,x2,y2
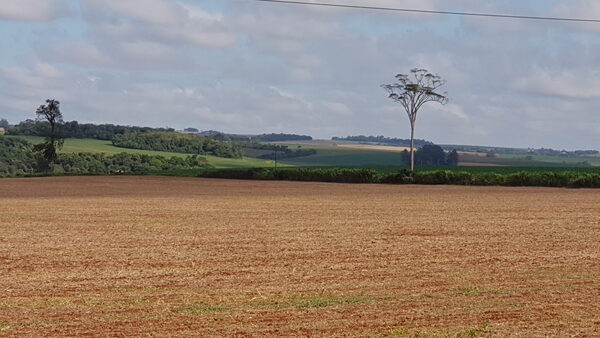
[
  {"x1": 198, "y1": 167, "x2": 600, "y2": 188},
  {"x1": 4, "y1": 135, "x2": 277, "y2": 169}
]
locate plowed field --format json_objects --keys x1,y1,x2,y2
[{"x1": 1, "y1": 176, "x2": 599, "y2": 336}]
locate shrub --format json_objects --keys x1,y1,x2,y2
[
  {"x1": 568, "y1": 174, "x2": 600, "y2": 188},
  {"x1": 199, "y1": 167, "x2": 600, "y2": 189},
  {"x1": 202, "y1": 168, "x2": 379, "y2": 183}
]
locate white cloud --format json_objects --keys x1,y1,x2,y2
[
  {"x1": 552, "y1": 0, "x2": 600, "y2": 32},
  {"x1": 2, "y1": 0, "x2": 600, "y2": 149},
  {"x1": 0, "y1": 0, "x2": 57, "y2": 21},
  {"x1": 514, "y1": 68, "x2": 600, "y2": 99},
  {"x1": 434, "y1": 103, "x2": 469, "y2": 121},
  {"x1": 87, "y1": 0, "x2": 185, "y2": 25},
  {"x1": 83, "y1": 0, "x2": 236, "y2": 49}
]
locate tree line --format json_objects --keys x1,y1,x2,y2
[
  {"x1": 252, "y1": 133, "x2": 312, "y2": 142},
  {"x1": 7, "y1": 119, "x2": 174, "y2": 140},
  {"x1": 444, "y1": 144, "x2": 599, "y2": 158},
  {"x1": 0, "y1": 136, "x2": 209, "y2": 177},
  {"x1": 332, "y1": 135, "x2": 433, "y2": 147},
  {"x1": 201, "y1": 167, "x2": 600, "y2": 188},
  {"x1": 112, "y1": 131, "x2": 243, "y2": 158}
]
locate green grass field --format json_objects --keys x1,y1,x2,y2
[
  {"x1": 279, "y1": 145, "x2": 405, "y2": 166},
  {"x1": 279, "y1": 143, "x2": 600, "y2": 168},
  {"x1": 7, "y1": 135, "x2": 599, "y2": 170},
  {"x1": 7, "y1": 136, "x2": 279, "y2": 169}
]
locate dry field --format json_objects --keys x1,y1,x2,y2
[{"x1": 1, "y1": 176, "x2": 599, "y2": 337}]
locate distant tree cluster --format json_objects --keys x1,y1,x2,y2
[
  {"x1": 0, "y1": 118, "x2": 9, "y2": 128},
  {"x1": 253, "y1": 133, "x2": 312, "y2": 142},
  {"x1": 112, "y1": 132, "x2": 243, "y2": 158},
  {"x1": 332, "y1": 135, "x2": 433, "y2": 147},
  {"x1": 400, "y1": 145, "x2": 459, "y2": 166},
  {"x1": 0, "y1": 136, "x2": 209, "y2": 177},
  {"x1": 7, "y1": 120, "x2": 174, "y2": 140}
]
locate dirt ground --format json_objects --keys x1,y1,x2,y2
[{"x1": 1, "y1": 176, "x2": 599, "y2": 337}]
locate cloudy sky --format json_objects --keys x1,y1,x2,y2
[{"x1": 1, "y1": 0, "x2": 599, "y2": 149}]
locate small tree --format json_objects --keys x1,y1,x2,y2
[
  {"x1": 0, "y1": 118, "x2": 9, "y2": 128},
  {"x1": 446, "y1": 149, "x2": 459, "y2": 166},
  {"x1": 382, "y1": 69, "x2": 448, "y2": 171},
  {"x1": 32, "y1": 99, "x2": 64, "y2": 169}
]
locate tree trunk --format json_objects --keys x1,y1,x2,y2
[{"x1": 410, "y1": 121, "x2": 415, "y2": 172}]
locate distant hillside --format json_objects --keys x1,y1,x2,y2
[
  {"x1": 441, "y1": 144, "x2": 599, "y2": 158},
  {"x1": 332, "y1": 135, "x2": 433, "y2": 147}
]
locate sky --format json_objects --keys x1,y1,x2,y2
[{"x1": 0, "y1": 0, "x2": 599, "y2": 149}]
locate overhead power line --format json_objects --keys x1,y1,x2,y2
[{"x1": 250, "y1": 0, "x2": 600, "y2": 23}]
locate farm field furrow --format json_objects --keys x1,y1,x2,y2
[{"x1": 1, "y1": 176, "x2": 599, "y2": 336}]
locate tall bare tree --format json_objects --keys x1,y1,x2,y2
[{"x1": 382, "y1": 69, "x2": 448, "y2": 171}]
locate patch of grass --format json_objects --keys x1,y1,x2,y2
[
  {"x1": 451, "y1": 286, "x2": 504, "y2": 296},
  {"x1": 295, "y1": 295, "x2": 371, "y2": 308},
  {"x1": 246, "y1": 294, "x2": 373, "y2": 310},
  {"x1": 177, "y1": 302, "x2": 233, "y2": 314},
  {"x1": 382, "y1": 323, "x2": 489, "y2": 338},
  {"x1": 383, "y1": 326, "x2": 410, "y2": 336},
  {"x1": 30, "y1": 297, "x2": 72, "y2": 308},
  {"x1": 413, "y1": 322, "x2": 489, "y2": 338}
]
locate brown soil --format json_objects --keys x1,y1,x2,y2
[{"x1": 1, "y1": 176, "x2": 599, "y2": 337}]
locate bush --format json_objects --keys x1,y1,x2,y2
[
  {"x1": 568, "y1": 174, "x2": 600, "y2": 188},
  {"x1": 380, "y1": 169, "x2": 413, "y2": 184},
  {"x1": 202, "y1": 168, "x2": 379, "y2": 183}
]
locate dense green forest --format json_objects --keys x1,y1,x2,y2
[
  {"x1": 0, "y1": 136, "x2": 209, "y2": 177},
  {"x1": 0, "y1": 137, "x2": 37, "y2": 176},
  {"x1": 332, "y1": 135, "x2": 433, "y2": 147},
  {"x1": 112, "y1": 131, "x2": 243, "y2": 158},
  {"x1": 7, "y1": 120, "x2": 173, "y2": 140}
]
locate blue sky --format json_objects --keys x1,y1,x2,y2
[{"x1": 1, "y1": 0, "x2": 600, "y2": 149}]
